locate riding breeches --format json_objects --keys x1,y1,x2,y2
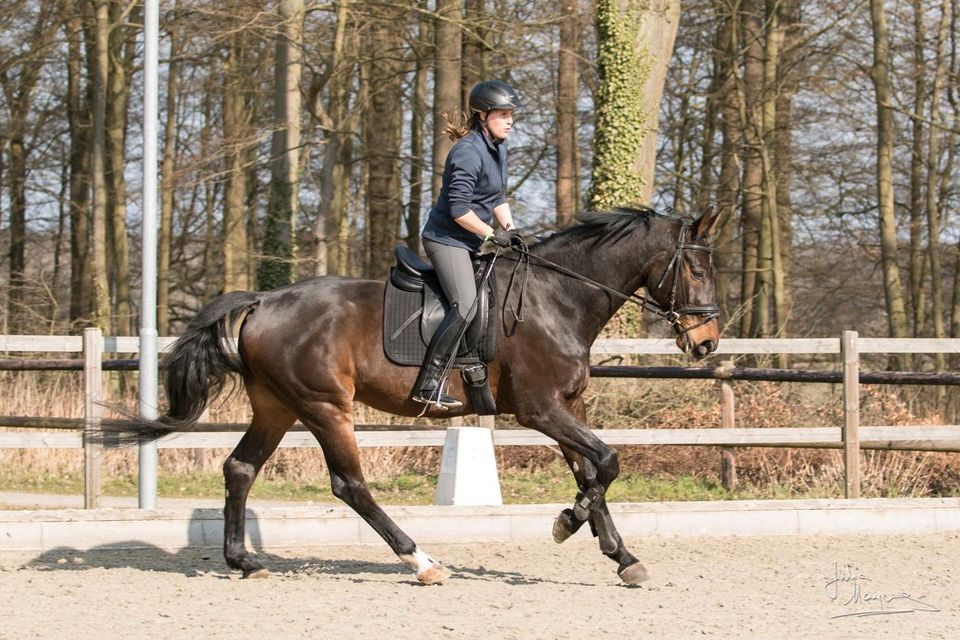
[{"x1": 422, "y1": 237, "x2": 478, "y2": 323}]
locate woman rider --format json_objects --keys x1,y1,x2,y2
[{"x1": 411, "y1": 80, "x2": 523, "y2": 409}]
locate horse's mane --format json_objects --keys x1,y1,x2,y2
[{"x1": 533, "y1": 206, "x2": 671, "y2": 251}]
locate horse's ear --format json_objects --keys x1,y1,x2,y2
[{"x1": 693, "y1": 206, "x2": 723, "y2": 240}]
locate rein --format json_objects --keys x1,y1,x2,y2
[{"x1": 501, "y1": 220, "x2": 720, "y2": 347}]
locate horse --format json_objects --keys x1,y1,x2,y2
[{"x1": 112, "y1": 205, "x2": 721, "y2": 584}]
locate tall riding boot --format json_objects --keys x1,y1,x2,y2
[{"x1": 412, "y1": 305, "x2": 468, "y2": 409}]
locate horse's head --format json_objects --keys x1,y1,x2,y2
[{"x1": 645, "y1": 207, "x2": 722, "y2": 359}]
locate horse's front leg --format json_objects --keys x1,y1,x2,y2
[
  {"x1": 539, "y1": 398, "x2": 647, "y2": 584},
  {"x1": 555, "y1": 446, "x2": 648, "y2": 584}
]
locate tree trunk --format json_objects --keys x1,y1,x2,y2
[
  {"x1": 66, "y1": 0, "x2": 92, "y2": 327},
  {"x1": 556, "y1": 0, "x2": 580, "y2": 226},
  {"x1": 200, "y1": 85, "x2": 219, "y2": 303},
  {"x1": 432, "y1": 0, "x2": 462, "y2": 200},
  {"x1": 909, "y1": 0, "x2": 927, "y2": 336},
  {"x1": 314, "y1": 0, "x2": 352, "y2": 275},
  {"x1": 774, "y1": 0, "x2": 799, "y2": 343},
  {"x1": 258, "y1": 0, "x2": 304, "y2": 290},
  {"x1": 364, "y1": 10, "x2": 404, "y2": 278},
  {"x1": 461, "y1": 0, "x2": 486, "y2": 107},
  {"x1": 589, "y1": 0, "x2": 682, "y2": 209},
  {"x1": 714, "y1": 0, "x2": 741, "y2": 323},
  {"x1": 158, "y1": 2, "x2": 180, "y2": 336},
  {"x1": 869, "y1": 0, "x2": 910, "y2": 340},
  {"x1": 105, "y1": 2, "x2": 136, "y2": 335},
  {"x1": 738, "y1": 0, "x2": 764, "y2": 338},
  {"x1": 407, "y1": 0, "x2": 431, "y2": 253},
  {"x1": 91, "y1": 0, "x2": 111, "y2": 332},
  {"x1": 6, "y1": 134, "x2": 26, "y2": 332},
  {"x1": 1, "y1": 0, "x2": 58, "y2": 332},
  {"x1": 925, "y1": 0, "x2": 951, "y2": 373},
  {"x1": 222, "y1": 24, "x2": 251, "y2": 293}
]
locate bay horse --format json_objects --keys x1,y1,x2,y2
[{"x1": 115, "y1": 206, "x2": 721, "y2": 584}]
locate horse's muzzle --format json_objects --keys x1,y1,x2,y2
[{"x1": 675, "y1": 317, "x2": 720, "y2": 359}]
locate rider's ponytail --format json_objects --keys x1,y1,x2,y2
[{"x1": 441, "y1": 109, "x2": 479, "y2": 141}]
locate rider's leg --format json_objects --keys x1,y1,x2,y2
[{"x1": 412, "y1": 239, "x2": 478, "y2": 408}]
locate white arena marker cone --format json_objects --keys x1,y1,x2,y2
[{"x1": 434, "y1": 427, "x2": 502, "y2": 506}]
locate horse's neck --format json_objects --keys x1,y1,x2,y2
[{"x1": 530, "y1": 221, "x2": 672, "y2": 343}]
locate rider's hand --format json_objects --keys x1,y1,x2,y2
[{"x1": 489, "y1": 228, "x2": 523, "y2": 248}]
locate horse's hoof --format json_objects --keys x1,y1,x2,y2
[
  {"x1": 416, "y1": 562, "x2": 451, "y2": 585},
  {"x1": 553, "y1": 514, "x2": 574, "y2": 544},
  {"x1": 617, "y1": 561, "x2": 649, "y2": 585},
  {"x1": 242, "y1": 567, "x2": 271, "y2": 580}
]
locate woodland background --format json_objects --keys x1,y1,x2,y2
[{"x1": 0, "y1": 0, "x2": 958, "y2": 348}]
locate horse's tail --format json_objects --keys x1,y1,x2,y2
[
  {"x1": 162, "y1": 290, "x2": 260, "y2": 426},
  {"x1": 100, "y1": 291, "x2": 261, "y2": 446}
]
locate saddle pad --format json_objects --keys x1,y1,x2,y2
[{"x1": 383, "y1": 276, "x2": 498, "y2": 367}]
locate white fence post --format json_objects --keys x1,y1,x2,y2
[
  {"x1": 83, "y1": 328, "x2": 103, "y2": 508},
  {"x1": 842, "y1": 330, "x2": 861, "y2": 498}
]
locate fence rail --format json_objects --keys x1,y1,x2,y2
[{"x1": 4, "y1": 331, "x2": 960, "y2": 506}]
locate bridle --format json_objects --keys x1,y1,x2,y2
[
  {"x1": 501, "y1": 218, "x2": 720, "y2": 351},
  {"x1": 651, "y1": 220, "x2": 720, "y2": 348}
]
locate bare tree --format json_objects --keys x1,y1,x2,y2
[
  {"x1": 556, "y1": 0, "x2": 580, "y2": 226},
  {"x1": 105, "y1": 1, "x2": 138, "y2": 335},
  {"x1": 407, "y1": 0, "x2": 431, "y2": 253},
  {"x1": 258, "y1": 0, "x2": 305, "y2": 290},
  {"x1": 158, "y1": 1, "x2": 181, "y2": 335},
  {"x1": 90, "y1": 0, "x2": 112, "y2": 331},
  {"x1": 221, "y1": 10, "x2": 253, "y2": 293},
  {"x1": 363, "y1": 6, "x2": 405, "y2": 278},
  {"x1": 432, "y1": 0, "x2": 461, "y2": 200},
  {"x1": 869, "y1": 0, "x2": 909, "y2": 340},
  {"x1": 1, "y1": 0, "x2": 58, "y2": 331}
]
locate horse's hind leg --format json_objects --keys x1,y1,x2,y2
[
  {"x1": 223, "y1": 385, "x2": 296, "y2": 578},
  {"x1": 302, "y1": 399, "x2": 451, "y2": 585}
]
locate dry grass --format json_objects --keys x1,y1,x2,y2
[{"x1": 0, "y1": 366, "x2": 958, "y2": 499}]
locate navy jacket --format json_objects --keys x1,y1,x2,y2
[{"x1": 422, "y1": 127, "x2": 507, "y2": 252}]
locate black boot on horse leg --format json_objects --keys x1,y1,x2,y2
[
  {"x1": 411, "y1": 303, "x2": 468, "y2": 409},
  {"x1": 553, "y1": 444, "x2": 648, "y2": 584}
]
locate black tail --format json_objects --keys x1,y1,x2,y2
[
  {"x1": 162, "y1": 290, "x2": 260, "y2": 424},
  {"x1": 101, "y1": 291, "x2": 260, "y2": 446}
]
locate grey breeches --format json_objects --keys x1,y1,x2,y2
[{"x1": 423, "y1": 237, "x2": 478, "y2": 323}]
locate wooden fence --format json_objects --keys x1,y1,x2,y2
[{"x1": 3, "y1": 330, "x2": 960, "y2": 506}]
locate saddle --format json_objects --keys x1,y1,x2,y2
[
  {"x1": 383, "y1": 246, "x2": 497, "y2": 366},
  {"x1": 383, "y1": 246, "x2": 498, "y2": 414}
]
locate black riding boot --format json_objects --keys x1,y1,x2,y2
[{"x1": 412, "y1": 306, "x2": 468, "y2": 409}]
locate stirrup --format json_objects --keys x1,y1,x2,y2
[
  {"x1": 412, "y1": 390, "x2": 463, "y2": 410},
  {"x1": 413, "y1": 379, "x2": 462, "y2": 410}
]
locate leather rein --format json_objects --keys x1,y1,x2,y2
[{"x1": 500, "y1": 220, "x2": 720, "y2": 349}]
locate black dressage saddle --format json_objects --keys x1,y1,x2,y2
[{"x1": 383, "y1": 245, "x2": 497, "y2": 367}]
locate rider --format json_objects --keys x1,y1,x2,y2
[{"x1": 411, "y1": 80, "x2": 523, "y2": 409}]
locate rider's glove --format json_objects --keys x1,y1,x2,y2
[{"x1": 488, "y1": 228, "x2": 523, "y2": 249}]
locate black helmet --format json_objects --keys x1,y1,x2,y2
[{"x1": 469, "y1": 80, "x2": 521, "y2": 113}]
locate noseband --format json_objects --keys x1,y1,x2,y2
[
  {"x1": 502, "y1": 219, "x2": 719, "y2": 351},
  {"x1": 652, "y1": 221, "x2": 720, "y2": 348}
]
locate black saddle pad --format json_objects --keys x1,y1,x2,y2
[{"x1": 383, "y1": 260, "x2": 498, "y2": 367}]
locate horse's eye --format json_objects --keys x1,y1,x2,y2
[{"x1": 692, "y1": 271, "x2": 705, "y2": 281}]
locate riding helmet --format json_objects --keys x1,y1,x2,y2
[{"x1": 469, "y1": 80, "x2": 522, "y2": 113}]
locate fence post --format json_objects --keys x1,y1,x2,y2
[
  {"x1": 841, "y1": 330, "x2": 860, "y2": 498},
  {"x1": 720, "y1": 359, "x2": 737, "y2": 491},
  {"x1": 83, "y1": 327, "x2": 103, "y2": 508}
]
